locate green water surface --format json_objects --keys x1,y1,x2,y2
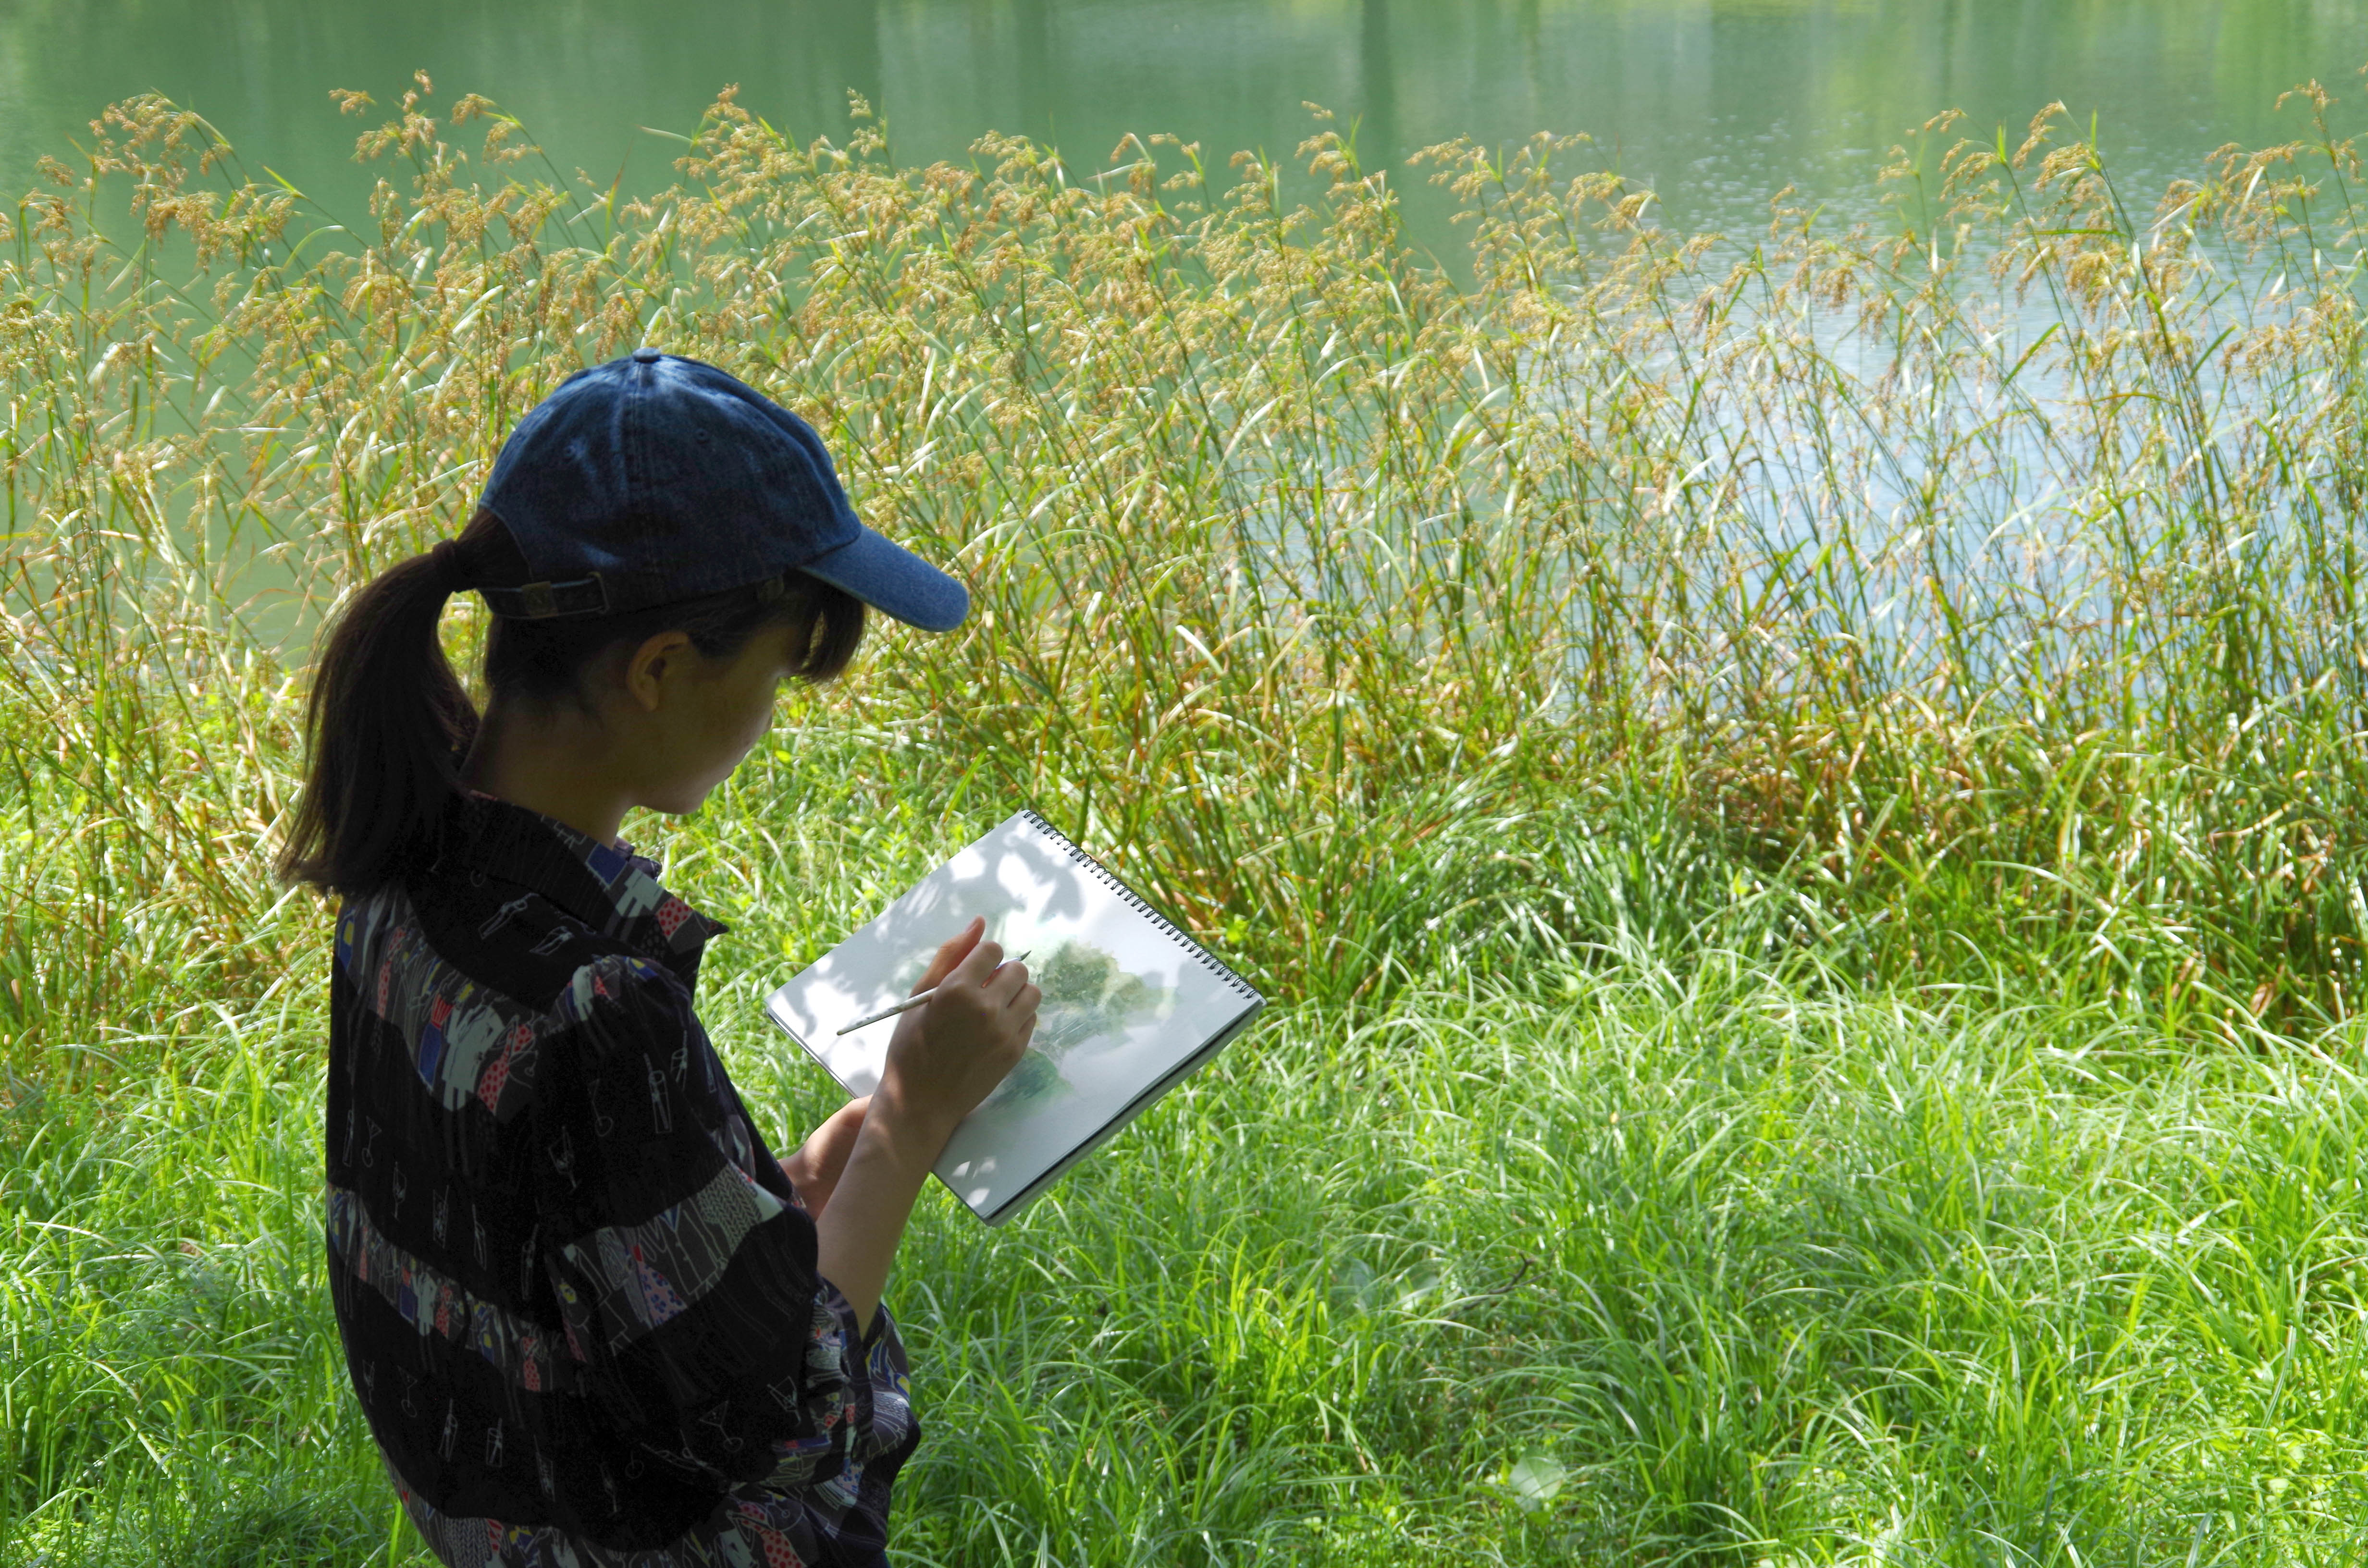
[{"x1": 2, "y1": 0, "x2": 2364, "y2": 243}]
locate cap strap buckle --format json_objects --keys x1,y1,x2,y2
[{"x1": 480, "y1": 574, "x2": 610, "y2": 620}]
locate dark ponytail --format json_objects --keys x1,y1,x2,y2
[
  {"x1": 276, "y1": 512, "x2": 506, "y2": 895},
  {"x1": 279, "y1": 510, "x2": 867, "y2": 898}
]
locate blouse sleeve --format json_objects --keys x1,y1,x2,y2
[{"x1": 532, "y1": 952, "x2": 919, "y2": 1550}]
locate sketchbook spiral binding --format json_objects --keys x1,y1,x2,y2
[{"x1": 1019, "y1": 809, "x2": 1265, "y2": 1006}]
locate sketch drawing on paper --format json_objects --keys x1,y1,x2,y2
[
  {"x1": 1034, "y1": 939, "x2": 1171, "y2": 1050},
  {"x1": 952, "y1": 937, "x2": 1176, "y2": 1132}
]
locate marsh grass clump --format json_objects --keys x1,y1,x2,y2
[{"x1": 6, "y1": 81, "x2": 2368, "y2": 1056}]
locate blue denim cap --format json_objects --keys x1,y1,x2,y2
[{"x1": 474, "y1": 350, "x2": 969, "y2": 631}]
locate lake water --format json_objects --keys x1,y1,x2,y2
[{"x1": 3, "y1": 0, "x2": 2364, "y2": 250}]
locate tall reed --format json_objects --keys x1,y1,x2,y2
[{"x1": 4, "y1": 78, "x2": 2367, "y2": 1063}]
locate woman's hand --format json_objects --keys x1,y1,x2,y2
[
  {"x1": 778, "y1": 1096, "x2": 869, "y2": 1220},
  {"x1": 875, "y1": 915, "x2": 1039, "y2": 1152}
]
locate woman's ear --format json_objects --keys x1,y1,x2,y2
[{"x1": 621, "y1": 630, "x2": 696, "y2": 713}]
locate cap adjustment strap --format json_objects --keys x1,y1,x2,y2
[{"x1": 479, "y1": 574, "x2": 611, "y2": 619}]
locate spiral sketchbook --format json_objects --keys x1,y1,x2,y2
[{"x1": 762, "y1": 810, "x2": 1266, "y2": 1225}]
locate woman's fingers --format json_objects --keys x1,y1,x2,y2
[
  {"x1": 987, "y1": 958, "x2": 1030, "y2": 1003},
  {"x1": 948, "y1": 935, "x2": 1005, "y2": 987},
  {"x1": 910, "y1": 916, "x2": 987, "y2": 994}
]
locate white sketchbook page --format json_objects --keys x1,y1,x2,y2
[{"x1": 764, "y1": 811, "x2": 1253, "y2": 1219}]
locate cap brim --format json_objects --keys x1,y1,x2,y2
[{"x1": 799, "y1": 527, "x2": 971, "y2": 632}]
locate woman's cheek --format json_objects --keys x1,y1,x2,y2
[{"x1": 706, "y1": 687, "x2": 778, "y2": 785}]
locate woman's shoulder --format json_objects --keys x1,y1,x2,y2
[
  {"x1": 395, "y1": 858, "x2": 682, "y2": 1006},
  {"x1": 336, "y1": 871, "x2": 696, "y2": 1114}
]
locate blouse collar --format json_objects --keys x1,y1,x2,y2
[{"x1": 434, "y1": 793, "x2": 728, "y2": 976}]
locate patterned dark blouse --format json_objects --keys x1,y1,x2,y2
[{"x1": 325, "y1": 795, "x2": 918, "y2": 1568}]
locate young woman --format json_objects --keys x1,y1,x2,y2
[{"x1": 280, "y1": 350, "x2": 1038, "y2": 1566}]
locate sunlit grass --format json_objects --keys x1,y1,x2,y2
[{"x1": 12, "y1": 834, "x2": 2368, "y2": 1562}]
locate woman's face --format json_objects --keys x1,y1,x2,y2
[{"x1": 624, "y1": 620, "x2": 803, "y2": 816}]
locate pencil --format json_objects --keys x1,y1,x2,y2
[{"x1": 834, "y1": 951, "x2": 1031, "y2": 1036}]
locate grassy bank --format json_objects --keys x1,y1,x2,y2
[
  {"x1": 7, "y1": 75, "x2": 2368, "y2": 1563},
  {"x1": 11, "y1": 808, "x2": 2368, "y2": 1562}
]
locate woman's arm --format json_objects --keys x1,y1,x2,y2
[
  {"x1": 778, "y1": 1095, "x2": 869, "y2": 1218},
  {"x1": 814, "y1": 917, "x2": 1038, "y2": 1331}
]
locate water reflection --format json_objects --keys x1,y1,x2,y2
[{"x1": 0, "y1": 0, "x2": 2360, "y2": 244}]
